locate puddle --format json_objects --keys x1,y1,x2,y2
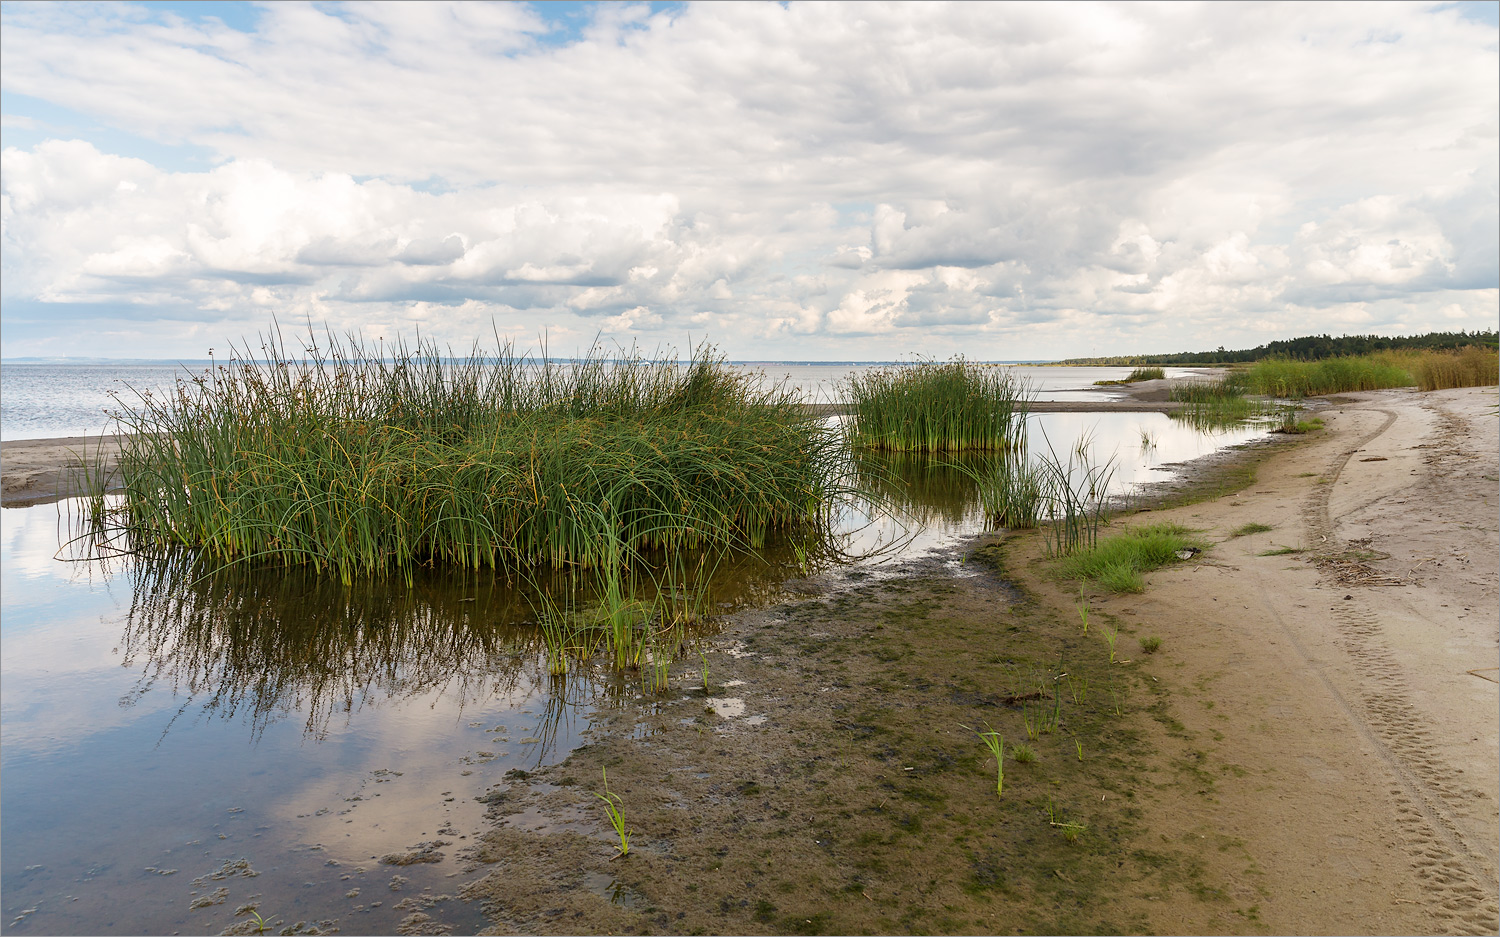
[
  {"x1": 0, "y1": 406, "x2": 1267, "y2": 934},
  {"x1": 707, "y1": 698, "x2": 747, "y2": 718},
  {"x1": 580, "y1": 871, "x2": 642, "y2": 908}
]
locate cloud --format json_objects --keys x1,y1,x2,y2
[{"x1": 1, "y1": 1, "x2": 1496, "y2": 359}]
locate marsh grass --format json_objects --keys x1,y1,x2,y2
[
  {"x1": 1242, "y1": 355, "x2": 1410, "y2": 397},
  {"x1": 950, "y1": 450, "x2": 1045, "y2": 529},
  {"x1": 1063, "y1": 523, "x2": 1202, "y2": 593},
  {"x1": 593, "y1": 768, "x2": 632, "y2": 858},
  {"x1": 1412, "y1": 346, "x2": 1499, "y2": 391},
  {"x1": 845, "y1": 359, "x2": 1029, "y2": 452},
  {"x1": 1126, "y1": 366, "x2": 1165, "y2": 382},
  {"x1": 100, "y1": 328, "x2": 843, "y2": 583}
]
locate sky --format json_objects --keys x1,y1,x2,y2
[{"x1": 1, "y1": 1, "x2": 1496, "y2": 361}]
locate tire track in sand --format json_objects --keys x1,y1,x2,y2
[{"x1": 1259, "y1": 405, "x2": 1498, "y2": 935}]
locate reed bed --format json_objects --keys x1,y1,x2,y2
[
  {"x1": 105, "y1": 330, "x2": 843, "y2": 582},
  {"x1": 1125, "y1": 366, "x2": 1165, "y2": 382},
  {"x1": 1240, "y1": 355, "x2": 1411, "y2": 397},
  {"x1": 844, "y1": 359, "x2": 1029, "y2": 452},
  {"x1": 1412, "y1": 346, "x2": 1499, "y2": 391}
]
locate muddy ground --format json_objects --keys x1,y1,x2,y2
[{"x1": 446, "y1": 386, "x2": 1497, "y2": 937}]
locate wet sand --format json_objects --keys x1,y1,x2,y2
[{"x1": 0, "y1": 434, "x2": 124, "y2": 506}]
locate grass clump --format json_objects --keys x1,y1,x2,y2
[
  {"x1": 1010, "y1": 743, "x2": 1037, "y2": 763},
  {"x1": 1139, "y1": 636, "x2": 1162, "y2": 654},
  {"x1": 845, "y1": 359, "x2": 1029, "y2": 452},
  {"x1": 104, "y1": 328, "x2": 841, "y2": 582},
  {"x1": 1094, "y1": 366, "x2": 1164, "y2": 386},
  {"x1": 1228, "y1": 522, "x2": 1273, "y2": 538},
  {"x1": 1063, "y1": 523, "x2": 1201, "y2": 593}
]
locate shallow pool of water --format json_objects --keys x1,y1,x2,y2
[{"x1": 0, "y1": 409, "x2": 1267, "y2": 934}]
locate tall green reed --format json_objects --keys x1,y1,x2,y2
[{"x1": 845, "y1": 359, "x2": 1029, "y2": 452}]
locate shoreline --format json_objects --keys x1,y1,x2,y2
[{"x1": 451, "y1": 384, "x2": 1496, "y2": 935}]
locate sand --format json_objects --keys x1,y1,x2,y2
[{"x1": 0, "y1": 434, "x2": 124, "y2": 506}]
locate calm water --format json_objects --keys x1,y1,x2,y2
[
  {"x1": 0, "y1": 362, "x2": 1211, "y2": 441},
  {"x1": 0, "y1": 408, "x2": 1267, "y2": 934}
]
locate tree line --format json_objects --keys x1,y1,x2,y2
[{"x1": 1055, "y1": 330, "x2": 1498, "y2": 366}]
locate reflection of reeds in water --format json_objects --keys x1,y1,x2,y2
[
  {"x1": 113, "y1": 521, "x2": 823, "y2": 740},
  {"x1": 120, "y1": 552, "x2": 546, "y2": 740},
  {"x1": 1168, "y1": 377, "x2": 1271, "y2": 432},
  {"x1": 847, "y1": 448, "x2": 984, "y2": 526}
]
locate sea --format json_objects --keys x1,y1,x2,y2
[{"x1": 0, "y1": 361, "x2": 1210, "y2": 441}]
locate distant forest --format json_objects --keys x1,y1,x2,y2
[{"x1": 1056, "y1": 330, "x2": 1499, "y2": 366}]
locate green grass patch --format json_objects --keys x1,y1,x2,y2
[
  {"x1": 1062, "y1": 523, "x2": 1202, "y2": 593},
  {"x1": 845, "y1": 359, "x2": 1029, "y2": 452},
  {"x1": 1228, "y1": 522, "x2": 1273, "y2": 538},
  {"x1": 1125, "y1": 366, "x2": 1166, "y2": 382}
]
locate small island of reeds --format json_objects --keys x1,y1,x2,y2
[
  {"x1": 105, "y1": 332, "x2": 841, "y2": 583},
  {"x1": 844, "y1": 358, "x2": 1029, "y2": 452}
]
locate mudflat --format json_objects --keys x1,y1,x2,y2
[{"x1": 447, "y1": 385, "x2": 1497, "y2": 935}]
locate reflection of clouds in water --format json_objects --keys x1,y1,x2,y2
[
  {"x1": 1028, "y1": 412, "x2": 1268, "y2": 491},
  {"x1": 836, "y1": 412, "x2": 1269, "y2": 568},
  {"x1": 1, "y1": 499, "x2": 78, "y2": 584}
]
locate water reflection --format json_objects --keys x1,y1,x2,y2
[{"x1": 120, "y1": 556, "x2": 546, "y2": 739}]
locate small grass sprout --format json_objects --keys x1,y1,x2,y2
[
  {"x1": 1057, "y1": 820, "x2": 1087, "y2": 843},
  {"x1": 1257, "y1": 545, "x2": 1303, "y2": 556},
  {"x1": 592, "y1": 768, "x2": 632, "y2": 858},
  {"x1": 1076, "y1": 593, "x2": 1090, "y2": 634},
  {"x1": 1074, "y1": 737, "x2": 1084, "y2": 761},
  {"x1": 1139, "y1": 635, "x2": 1163, "y2": 654},
  {"x1": 1105, "y1": 626, "x2": 1119, "y2": 663},
  {"x1": 1066, "y1": 673, "x2": 1088, "y2": 704},
  {"x1": 1011, "y1": 743, "x2": 1037, "y2": 763},
  {"x1": 963, "y1": 723, "x2": 1006, "y2": 797}
]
